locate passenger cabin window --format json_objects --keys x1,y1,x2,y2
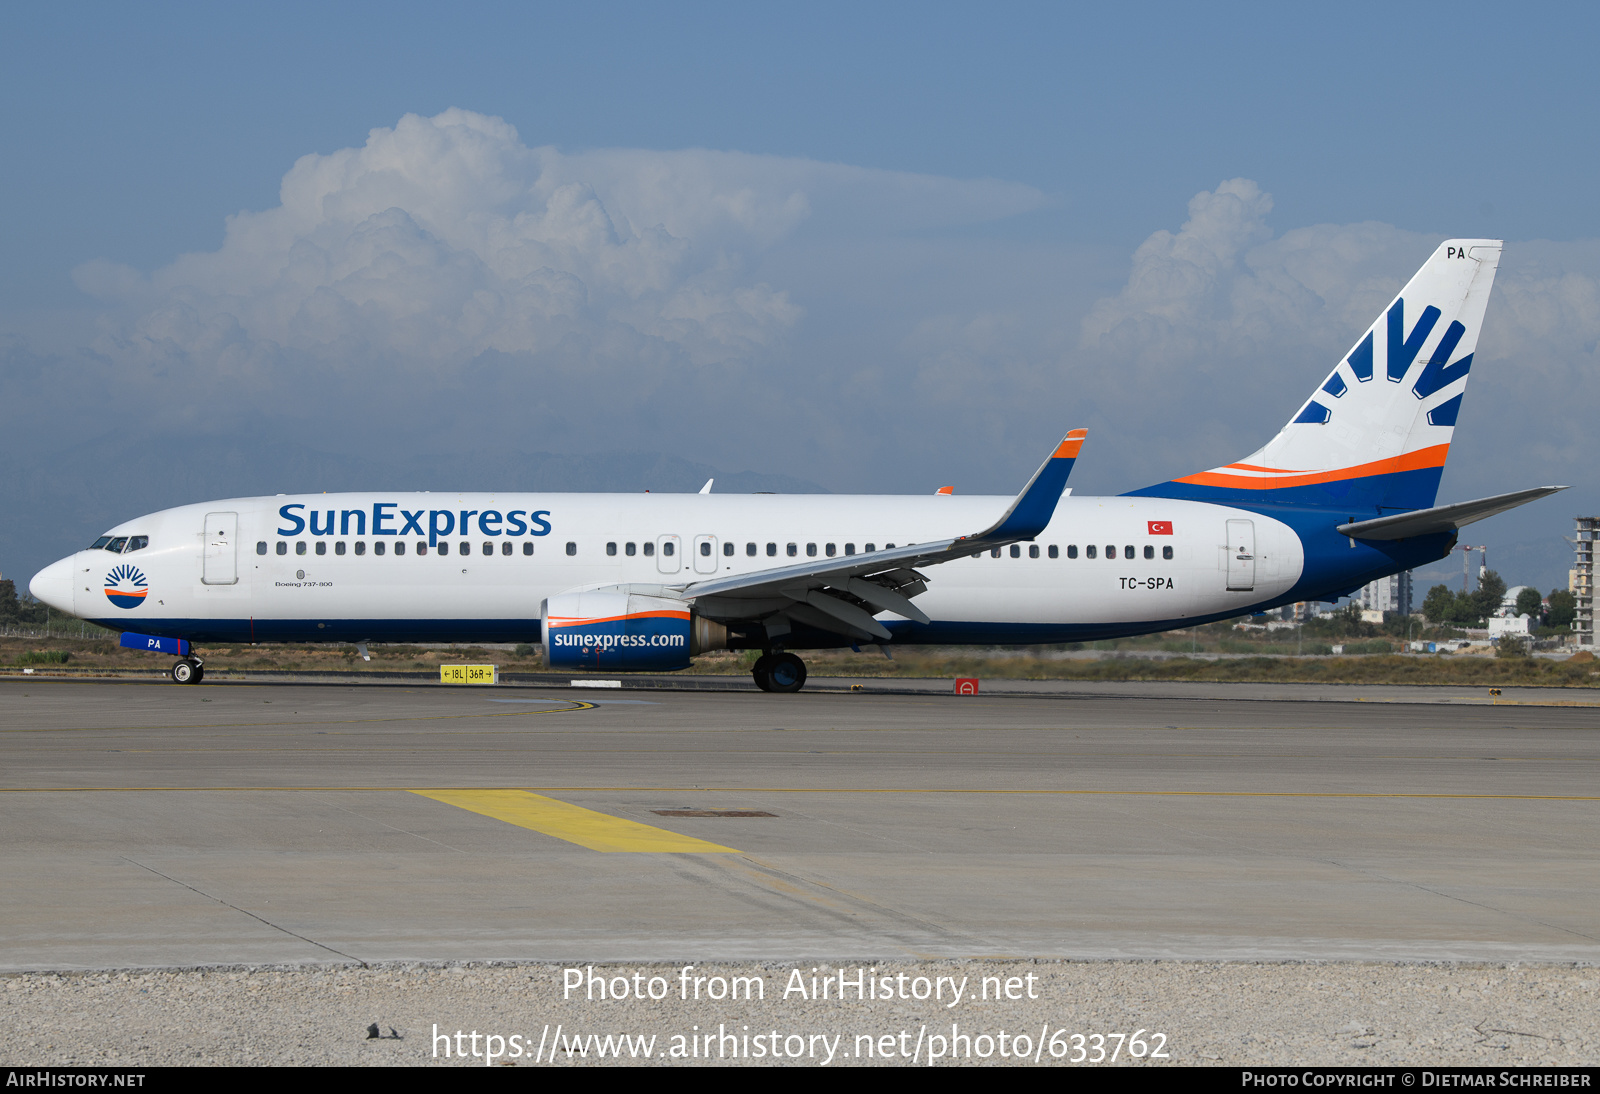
[
  {"x1": 335, "y1": 541, "x2": 346, "y2": 555},
  {"x1": 723, "y1": 542, "x2": 734, "y2": 557},
  {"x1": 459, "y1": 541, "x2": 469, "y2": 555},
  {"x1": 482, "y1": 542, "x2": 492, "y2": 556},
  {"x1": 418, "y1": 542, "x2": 429, "y2": 555},
  {"x1": 354, "y1": 541, "x2": 366, "y2": 556},
  {"x1": 316, "y1": 541, "x2": 327, "y2": 555},
  {"x1": 1125, "y1": 545, "x2": 1135, "y2": 559},
  {"x1": 522, "y1": 542, "x2": 533, "y2": 556},
  {"x1": 768, "y1": 543, "x2": 778, "y2": 557},
  {"x1": 1029, "y1": 545, "x2": 1040, "y2": 558},
  {"x1": 865, "y1": 543, "x2": 875, "y2": 553},
  {"x1": 607, "y1": 542, "x2": 617, "y2": 556},
  {"x1": 396, "y1": 542, "x2": 406, "y2": 556},
  {"x1": 746, "y1": 543, "x2": 757, "y2": 556},
  {"x1": 500, "y1": 542, "x2": 511, "y2": 556},
  {"x1": 1144, "y1": 545, "x2": 1154, "y2": 559},
  {"x1": 566, "y1": 542, "x2": 577, "y2": 556},
  {"x1": 644, "y1": 542, "x2": 655, "y2": 557},
  {"x1": 825, "y1": 543, "x2": 836, "y2": 557},
  {"x1": 845, "y1": 544, "x2": 855, "y2": 556},
  {"x1": 374, "y1": 541, "x2": 385, "y2": 556},
  {"x1": 1105, "y1": 545, "x2": 1116, "y2": 559},
  {"x1": 1048, "y1": 545, "x2": 1059, "y2": 558},
  {"x1": 438, "y1": 542, "x2": 449, "y2": 556},
  {"x1": 625, "y1": 542, "x2": 636, "y2": 556},
  {"x1": 1086, "y1": 545, "x2": 1096, "y2": 559},
  {"x1": 256, "y1": 541, "x2": 267, "y2": 555},
  {"x1": 662, "y1": 541, "x2": 674, "y2": 557},
  {"x1": 276, "y1": 542, "x2": 287, "y2": 555},
  {"x1": 700, "y1": 542, "x2": 712, "y2": 556},
  {"x1": 296, "y1": 541, "x2": 306, "y2": 555},
  {"x1": 990, "y1": 548, "x2": 1001, "y2": 558},
  {"x1": 786, "y1": 543, "x2": 797, "y2": 557},
  {"x1": 1010, "y1": 545, "x2": 1020, "y2": 558},
  {"x1": 806, "y1": 543, "x2": 817, "y2": 557},
  {"x1": 1163, "y1": 545, "x2": 1174, "y2": 560}
]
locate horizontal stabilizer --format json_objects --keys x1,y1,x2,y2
[{"x1": 1337, "y1": 486, "x2": 1567, "y2": 541}]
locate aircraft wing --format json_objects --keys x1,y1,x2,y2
[
  {"x1": 678, "y1": 429, "x2": 1086, "y2": 641},
  {"x1": 1336, "y1": 485, "x2": 1567, "y2": 541}
]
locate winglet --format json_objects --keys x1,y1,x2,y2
[{"x1": 969, "y1": 428, "x2": 1086, "y2": 543}]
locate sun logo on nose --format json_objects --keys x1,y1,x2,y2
[{"x1": 104, "y1": 563, "x2": 148, "y2": 609}]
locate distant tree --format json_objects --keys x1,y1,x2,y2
[
  {"x1": 0, "y1": 578, "x2": 17, "y2": 623},
  {"x1": 1547, "y1": 589, "x2": 1577, "y2": 630},
  {"x1": 1470, "y1": 570, "x2": 1507, "y2": 624},
  {"x1": 1515, "y1": 587, "x2": 1544, "y2": 619},
  {"x1": 1422, "y1": 584, "x2": 1458, "y2": 624}
]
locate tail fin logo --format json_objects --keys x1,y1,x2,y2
[{"x1": 1297, "y1": 297, "x2": 1469, "y2": 427}]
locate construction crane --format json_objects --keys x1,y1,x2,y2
[{"x1": 1453, "y1": 544, "x2": 1487, "y2": 592}]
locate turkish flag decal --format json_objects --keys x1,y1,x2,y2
[{"x1": 1147, "y1": 521, "x2": 1173, "y2": 535}]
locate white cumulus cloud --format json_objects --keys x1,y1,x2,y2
[{"x1": 71, "y1": 109, "x2": 1045, "y2": 382}]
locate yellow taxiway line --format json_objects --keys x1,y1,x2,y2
[{"x1": 409, "y1": 788, "x2": 740, "y2": 853}]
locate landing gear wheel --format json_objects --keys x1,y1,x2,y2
[
  {"x1": 751, "y1": 654, "x2": 775, "y2": 692},
  {"x1": 192, "y1": 664, "x2": 204, "y2": 683},
  {"x1": 765, "y1": 652, "x2": 807, "y2": 693},
  {"x1": 171, "y1": 659, "x2": 198, "y2": 684}
]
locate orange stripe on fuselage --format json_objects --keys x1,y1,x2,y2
[
  {"x1": 1052, "y1": 428, "x2": 1088, "y2": 459},
  {"x1": 1175, "y1": 444, "x2": 1450, "y2": 491}
]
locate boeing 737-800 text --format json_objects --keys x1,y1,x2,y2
[{"x1": 29, "y1": 239, "x2": 1563, "y2": 690}]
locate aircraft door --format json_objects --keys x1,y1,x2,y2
[
  {"x1": 693, "y1": 535, "x2": 718, "y2": 574},
  {"x1": 656, "y1": 534, "x2": 681, "y2": 574},
  {"x1": 1225, "y1": 519, "x2": 1255, "y2": 591},
  {"x1": 202, "y1": 512, "x2": 239, "y2": 586}
]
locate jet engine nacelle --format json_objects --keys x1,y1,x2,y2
[{"x1": 542, "y1": 588, "x2": 727, "y2": 671}]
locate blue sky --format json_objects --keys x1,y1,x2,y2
[{"x1": 2, "y1": 2, "x2": 1597, "y2": 591}]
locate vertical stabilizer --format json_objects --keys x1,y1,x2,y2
[{"x1": 1130, "y1": 239, "x2": 1501, "y2": 513}]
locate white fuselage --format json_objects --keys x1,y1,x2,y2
[{"x1": 35, "y1": 491, "x2": 1305, "y2": 647}]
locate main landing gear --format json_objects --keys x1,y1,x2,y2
[
  {"x1": 752, "y1": 652, "x2": 807, "y2": 693},
  {"x1": 171, "y1": 658, "x2": 204, "y2": 684}
]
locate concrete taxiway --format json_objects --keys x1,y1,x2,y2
[{"x1": 2, "y1": 676, "x2": 1597, "y2": 970}]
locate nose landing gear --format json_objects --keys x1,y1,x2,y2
[
  {"x1": 171, "y1": 658, "x2": 204, "y2": 684},
  {"x1": 752, "y1": 651, "x2": 806, "y2": 693}
]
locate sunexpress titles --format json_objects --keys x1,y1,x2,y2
[{"x1": 276, "y1": 503, "x2": 553, "y2": 548}]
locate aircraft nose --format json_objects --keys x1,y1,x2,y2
[{"x1": 29, "y1": 556, "x2": 76, "y2": 615}]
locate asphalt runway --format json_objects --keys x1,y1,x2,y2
[{"x1": 3, "y1": 676, "x2": 1598, "y2": 971}]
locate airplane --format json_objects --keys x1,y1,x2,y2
[{"x1": 29, "y1": 238, "x2": 1564, "y2": 691}]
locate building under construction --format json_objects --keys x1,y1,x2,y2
[{"x1": 1571, "y1": 517, "x2": 1597, "y2": 647}]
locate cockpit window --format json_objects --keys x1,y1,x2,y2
[
  {"x1": 106, "y1": 537, "x2": 128, "y2": 553},
  {"x1": 90, "y1": 536, "x2": 113, "y2": 550},
  {"x1": 125, "y1": 536, "x2": 148, "y2": 552}
]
